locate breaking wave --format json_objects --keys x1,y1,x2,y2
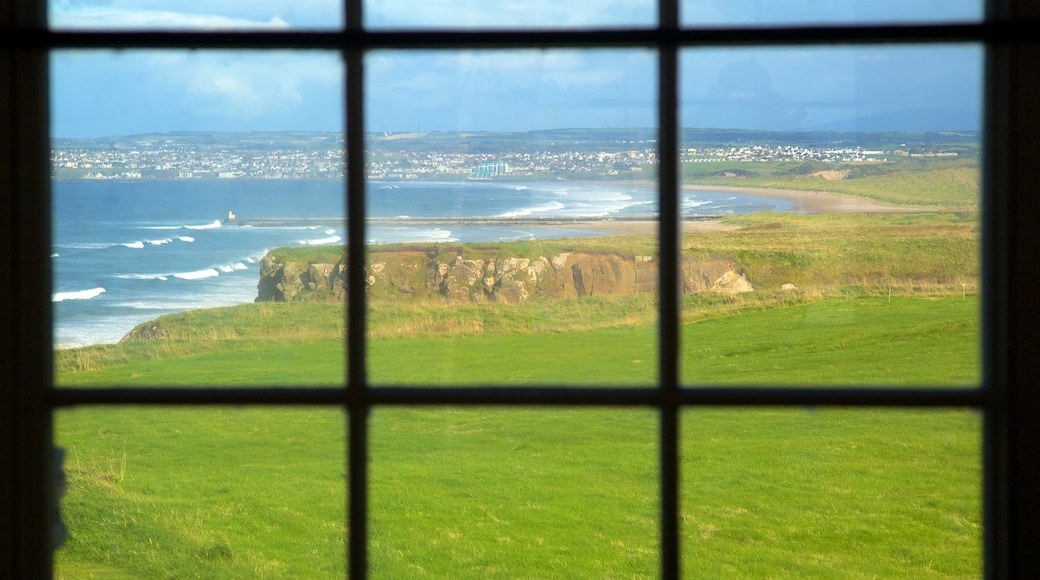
[
  {"x1": 184, "y1": 220, "x2": 222, "y2": 230},
  {"x1": 498, "y1": 201, "x2": 566, "y2": 218},
  {"x1": 53, "y1": 287, "x2": 106, "y2": 302},
  {"x1": 298, "y1": 235, "x2": 342, "y2": 245},
  {"x1": 172, "y1": 268, "x2": 220, "y2": 280}
]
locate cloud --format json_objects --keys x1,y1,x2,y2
[
  {"x1": 365, "y1": 50, "x2": 656, "y2": 132},
  {"x1": 366, "y1": 0, "x2": 655, "y2": 29},
  {"x1": 680, "y1": 45, "x2": 981, "y2": 131},
  {"x1": 51, "y1": 9, "x2": 291, "y2": 30},
  {"x1": 50, "y1": 50, "x2": 344, "y2": 136},
  {"x1": 49, "y1": 0, "x2": 341, "y2": 29},
  {"x1": 681, "y1": 0, "x2": 981, "y2": 26},
  {"x1": 145, "y1": 51, "x2": 341, "y2": 118}
]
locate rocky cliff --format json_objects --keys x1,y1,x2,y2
[{"x1": 255, "y1": 245, "x2": 752, "y2": 304}]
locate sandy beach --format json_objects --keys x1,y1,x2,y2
[
  {"x1": 681, "y1": 184, "x2": 927, "y2": 213},
  {"x1": 565, "y1": 182, "x2": 928, "y2": 236}
]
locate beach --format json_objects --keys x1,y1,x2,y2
[
  {"x1": 565, "y1": 182, "x2": 927, "y2": 236},
  {"x1": 681, "y1": 184, "x2": 928, "y2": 213}
]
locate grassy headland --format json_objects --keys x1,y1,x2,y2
[
  {"x1": 54, "y1": 194, "x2": 982, "y2": 577},
  {"x1": 683, "y1": 157, "x2": 980, "y2": 210}
]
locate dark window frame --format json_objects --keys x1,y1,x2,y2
[{"x1": 2, "y1": 0, "x2": 1039, "y2": 577}]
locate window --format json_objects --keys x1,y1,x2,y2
[{"x1": 3, "y1": 0, "x2": 1040, "y2": 577}]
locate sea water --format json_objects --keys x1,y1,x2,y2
[{"x1": 52, "y1": 179, "x2": 793, "y2": 347}]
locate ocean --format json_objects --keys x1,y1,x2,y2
[{"x1": 52, "y1": 179, "x2": 794, "y2": 347}]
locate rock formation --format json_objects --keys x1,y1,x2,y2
[{"x1": 255, "y1": 246, "x2": 750, "y2": 304}]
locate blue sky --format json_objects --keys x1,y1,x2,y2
[{"x1": 49, "y1": 1, "x2": 983, "y2": 137}]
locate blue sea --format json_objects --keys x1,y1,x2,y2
[{"x1": 52, "y1": 179, "x2": 794, "y2": 347}]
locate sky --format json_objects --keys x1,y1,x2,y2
[{"x1": 49, "y1": 0, "x2": 984, "y2": 138}]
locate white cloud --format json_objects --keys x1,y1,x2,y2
[
  {"x1": 142, "y1": 51, "x2": 341, "y2": 118},
  {"x1": 364, "y1": 49, "x2": 655, "y2": 132},
  {"x1": 51, "y1": 9, "x2": 291, "y2": 30},
  {"x1": 680, "y1": 0, "x2": 980, "y2": 26},
  {"x1": 49, "y1": 0, "x2": 342, "y2": 30},
  {"x1": 366, "y1": 0, "x2": 655, "y2": 29}
]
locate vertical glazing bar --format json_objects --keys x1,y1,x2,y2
[
  {"x1": 345, "y1": 1, "x2": 368, "y2": 579},
  {"x1": 0, "y1": 29, "x2": 14, "y2": 580},
  {"x1": 985, "y1": 1, "x2": 1040, "y2": 577},
  {"x1": 658, "y1": 0, "x2": 680, "y2": 578},
  {"x1": 981, "y1": 0, "x2": 1005, "y2": 572},
  {"x1": 8, "y1": 48, "x2": 54, "y2": 580},
  {"x1": 3, "y1": 2, "x2": 53, "y2": 576}
]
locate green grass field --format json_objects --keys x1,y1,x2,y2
[
  {"x1": 53, "y1": 206, "x2": 983, "y2": 578},
  {"x1": 54, "y1": 295, "x2": 981, "y2": 578},
  {"x1": 683, "y1": 158, "x2": 980, "y2": 210}
]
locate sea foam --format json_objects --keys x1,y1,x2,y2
[
  {"x1": 53, "y1": 287, "x2": 106, "y2": 302},
  {"x1": 172, "y1": 268, "x2": 220, "y2": 280},
  {"x1": 498, "y1": 201, "x2": 566, "y2": 218},
  {"x1": 298, "y1": 235, "x2": 342, "y2": 245},
  {"x1": 185, "y1": 220, "x2": 222, "y2": 230}
]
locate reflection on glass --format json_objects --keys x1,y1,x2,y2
[
  {"x1": 366, "y1": 0, "x2": 655, "y2": 30},
  {"x1": 49, "y1": 1, "x2": 342, "y2": 30},
  {"x1": 681, "y1": 0, "x2": 982, "y2": 27},
  {"x1": 679, "y1": 45, "x2": 982, "y2": 386},
  {"x1": 682, "y1": 409, "x2": 981, "y2": 576},
  {"x1": 366, "y1": 49, "x2": 660, "y2": 386},
  {"x1": 370, "y1": 408, "x2": 658, "y2": 576},
  {"x1": 54, "y1": 407, "x2": 347, "y2": 577},
  {"x1": 51, "y1": 50, "x2": 346, "y2": 387}
]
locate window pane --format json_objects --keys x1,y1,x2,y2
[
  {"x1": 681, "y1": 0, "x2": 982, "y2": 27},
  {"x1": 54, "y1": 407, "x2": 347, "y2": 576},
  {"x1": 366, "y1": 49, "x2": 660, "y2": 386},
  {"x1": 49, "y1": 0, "x2": 343, "y2": 30},
  {"x1": 365, "y1": 0, "x2": 655, "y2": 30},
  {"x1": 682, "y1": 408, "x2": 982, "y2": 576},
  {"x1": 51, "y1": 50, "x2": 347, "y2": 387},
  {"x1": 371, "y1": 408, "x2": 658, "y2": 575},
  {"x1": 679, "y1": 45, "x2": 982, "y2": 386}
]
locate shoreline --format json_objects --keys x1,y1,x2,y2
[
  {"x1": 235, "y1": 181, "x2": 935, "y2": 237},
  {"x1": 55, "y1": 181, "x2": 942, "y2": 349},
  {"x1": 681, "y1": 183, "x2": 932, "y2": 213}
]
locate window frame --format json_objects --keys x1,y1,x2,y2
[{"x1": 3, "y1": 0, "x2": 1039, "y2": 577}]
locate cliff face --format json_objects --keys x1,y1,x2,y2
[
  {"x1": 257, "y1": 256, "x2": 347, "y2": 302},
  {"x1": 255, "y1": 247, "x2": 751, "y2": 304}
]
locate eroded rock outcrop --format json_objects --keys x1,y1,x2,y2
[
  {"x1": 255, "y1": 246, "x2": 751, "y2": 304},
  {"x1": 257, "y1": 254, "x2": 347, "y2": 302}
]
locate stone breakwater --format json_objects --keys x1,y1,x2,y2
[{"x1": 255, "y1": 246, "x2": 752, "y2": 305}]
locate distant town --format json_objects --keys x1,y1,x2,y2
[{"x1": 50, "y1": 129, "x2": 976, "y2": 181}]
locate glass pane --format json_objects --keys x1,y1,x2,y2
[
  {"x1": 679, "y1": 45, "x2": 982, "y2": 386},
  {"x1": 54, "y1": 407, "x2": 347, "y2": 576},
  {"x1": 371, "y1": 408, "x2": 658, "y2": 576},
  {"x1": 366, "y1": 49, "x2": 660, "y2": 387},
  {"x1": 49, "y1": 0, "x2": 343, "y2": 30},
  {"x1": 682, "y1": 0, "x2": 982, "y2": 27},
  {"x1": 682, "y1": 409, "x2": 982, "y2": 576},
  {"x1": 51, "y1": 50, "x2": 346, "y2": 387},
  {"x1": 366, "y1": 0, "x2": 655, "y2": 30}
]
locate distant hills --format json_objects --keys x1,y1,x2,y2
[
  {"x1": 796, "y1": 109, "x2": 979, "y2": 133},
  {"x1": 52, "y1": 126, "x2": 980, "y2": 154}
]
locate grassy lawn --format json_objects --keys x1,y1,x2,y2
[{"x1": 54, "y1": 296, "x2": 980, "y2": 578}]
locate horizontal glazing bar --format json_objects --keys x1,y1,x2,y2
[
  {"x1": 1, "y1": 22, "x2": 1028, "y2": 50},
  {"x1": 49, "y1": 386, "x2": 989, "y2": 407}
]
